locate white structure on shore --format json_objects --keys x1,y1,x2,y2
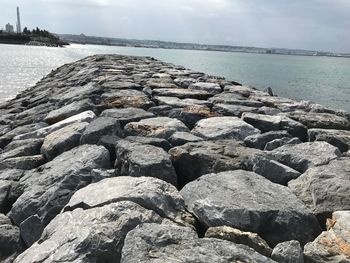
[
  {"x1": 5, "y1": 23, "x2": 14, "y2": 33},
  {"x1": 16, "y1": 6, "x2": 21, "y2": 33}
]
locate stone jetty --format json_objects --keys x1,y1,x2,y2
[{"x1": 0, "y1": 54, "x2": 349, "y2": 263}]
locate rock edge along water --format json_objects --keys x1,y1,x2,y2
[{"x1": 0, "y1": 54, "x2": 349, "y2": 263}]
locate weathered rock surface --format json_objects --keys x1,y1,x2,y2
[
  {"x1": 304, "y1": 211, "x2": 350, "y2": 263},
  {"x1": 114, "y1": 140, "x2": 177, "y2": 185},
  {"x1": 272, "y1": 240, "x2": 304, "y2": 263},
  {"x1": 205, "y1": 226, "x2": 272, "y2": 257},
  {"x1": 121, "y1": 223, "x2": 274, "y2": 263},
  {"x1": 0, "y1": 54, "x2": 348, "y2": 262},
  {"x1": 192, "y1": 116, "x2": 260, "y2": 140},
  {"x1": 8, "y1": 145, "x2": 110, "y2": 246},
  {"x1": 170, "y1": 140, "x2": 262, "y2": 187},
  {"x1": 288, "y1": 158, "x2": 350, "y2": 216},
  {"x1": 180, "y1": 170, "x2": 321, "y2": 246},
  {"x1": 268, "y1": 141, "x2": 341, "y2": 173}
]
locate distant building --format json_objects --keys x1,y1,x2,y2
[
  {"x1": 16, "y1": 6, "x2": 22, "y2": 33},
  {"x1": 5, "y1": 23, "x2": 14, "y2": 33}
]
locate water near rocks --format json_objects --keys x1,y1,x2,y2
[{"x1": 1, "y1": 43, "x2": 350, "y2": 111}]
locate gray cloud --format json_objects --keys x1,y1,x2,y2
[{"x1": 1, "y1": 0, "x2": 349, "y2": 52}]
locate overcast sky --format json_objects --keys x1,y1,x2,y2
[{"x1": 1, "y1": 0, "x2": 349, "y2": 52}]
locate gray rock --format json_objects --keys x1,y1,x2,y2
[
  {"x1": 213, "y1": 103, "x2": 260, "y2": 117},
  {"x1": 0, "y1": 214, "x2": 24, "y2": 262},
  {"x1": 192, "y1": 117, "x2": 260, "y2": 140},
  {"x1": 13, "y1": 111, "x2": 96, "y2": 141},
  {"x1": 125, "y1": 136, "x2": 172, "y2": 151},
  {"x1": 288, "y1": 158, "x2": 350, "y2": 216},
  {"x1": 268, "y1": 142, "x2": 341, "y2": 173},
  {"x1": 80, "y1": 117, "x2": 121, "y2": 145},
  {"x1": 209, "y1": 92, "x2": 264, "y2": 107},
  {"x1": 176, "y1": 105, "x2": 219, "y2": 129},
  {"x1": 170, "y1": 140, "x2": 262, "y2": 187},
  {"x1": 252, "y1": 157, "x2": 301, "y2": 185},
  {"x1": 244, "y1": 131, "x2": 292, "y2": 150},
  {"x1": 152, "y1": 88, "x2": 212, "y2": 100},
  {"x1": 101, "y1": 80, "x2": 142, "y2": 90},
  {"x1": 169, "y1": 131, "x2": 203, "y2": 146},
  {"x1": 41, "y1": 122, "x2": 89, "y2": 160},
  {"x1": 0, "y1": 155, "x2": 45, "y2": 170},
  {"x1": 205, "y1": 226, "x2": 272, "y2": 257},
  {"x1": 242, "y1": 113, "x2": 308, "y2": 140},
  {"x1": 102, "y1": 89, "x2": 155, "y2": 109},
  {"x1": 155, "y1": 96, "x2": 212, "y2": 108},
  {"x1": 8, "y1": 145, "x2": 110, "y2": 245},
  {"x1": 90, "y1": 168, "x2": 116, "y2": 183},
  {"x1": 65, "y1": 176, "x2": 194, "y2": 226},
  {"x1": 44, "y1": 99, "x2": 94, "y2": 125},
  {"x1": 0, "y1": 169, "x2": 24, "y2": 181},
  {"x1": 114, "y1": 140, "x2": 177, "y2": 185},
  {"x1": 272, "y1": 240, "x2": 304, "y2": 263},
  {"x1": 265, "y1": 137, "x2": 302, "y2": 151},
  {"x1": 100, "y1": 107, "x2": 154, "y2": 127},
  {"x1": 308, "y1": 128, "x2": 350, "y2": 152},
  {"x1": 14, "y1": 202, "x2": 170, "y2": 263},
  {"x1": 124, "y1": 117, "x2": 189, "y2": 140},
  {"x1": 121, "y1": 223, "x2": 274, "y2": 263},
  {"x1": 180, "y1": 170, "x2": 321, "y2": 246},
  {"x1": 303, "y1": 211, "x2": 350, "y2": 263},
  {"x1": 1, "y1": 139, "x2": 43, "y2": 160},
  {"x1": 189, "y1": 82, "x2": 222, "y2": 94},
  {"x1": 287, "y1": 111, "x2": 350, "y2": 130},
  {"x1": 173, "y1": 77, "x2": 196, "y2": 88}
]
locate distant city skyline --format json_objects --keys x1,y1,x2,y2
[{"x1": 0, "y1": 0, "x2": 350, "y2": 53}]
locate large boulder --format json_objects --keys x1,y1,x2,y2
[
  {"x1": 14, "y1": 202, "x2": 170, "y2": 263},
  {"x1": 0, "y1": 139, "x2": 43, "y2": 160},
  {"x1": 308, "y1": 128, "x2": 350, "y2": 152},
  {"x1": 180, "y1": 170, "x2": 321, "y2": 246},
  {"x1": 100, "y1": 107, "x2": 154, "y2": 127},
  {"x1": 102, "y1": 89, "x2": 155, "y2": 109},
  {"x1": 189, "y1": 82, "x2": 222, "y2": 94},
  {"x1": 152, "y1": 88, "x2": 212, "y2": 100},
  {"x1": 125, "y1": 136, "x2": 171, "y2": 151},
  {"x1": 124, "y1": 117, "x2": 189, "y2": 140},
  {"x1": 121, "y1": 223, "x2": 274, "y2": 263},
  {"x1": 169, "y1": 140, "x2": 262, "y2": 187},
  {"x1": 288, "y1": 158, "x2": 350, "y2": 217},
  {"x1": 304, "y1": 211, "x2": 350, "y2": 263},
  {"x1": 41, "y1": 122, "x2": 89, "y2": 160},
  {"x1": 192, "y1": 117, "x2": 260, "y2": 140},
  {"x1": 8, "y1": 145, "x2": 110, "y2": 246},
  {"x1": 268, "y1": 142, "x2": 341, "y2": 173},
  {"x1": 64, "y1": 176, "x2": 194, "y2": 226},
  {"x1": 244, "y1": 131, "x2": 292, "y2": 150},
  {"x1": 114, "y1": 140, "x2": 177, "y2": 185},
  {"x1": 271, "y1": 240, "x2": 304, "y2": 263}
]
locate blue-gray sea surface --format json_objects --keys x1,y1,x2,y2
[{"x1": 1, "y1": 43, "x2": 349, "y2": 112}]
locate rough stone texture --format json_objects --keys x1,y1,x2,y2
[
  {"x1": 308, "y1": 128, "x2": 350, "y2": 152},
  {"x1": 0, "y1": 214, "x2": 25, "y2": 263},
  {"x1": 180, "y1": 170, "x2": 321, "y2": 246},
  {"x1": 170, "y1": 140, "x2": 262, "y2": 187},
  {"x1": 272, "y1": 240, "x2": 304, "y2": 263},
  {"x1": 1, "y1": 139, "x2": 43, "y2": 160},
  {"x1": 192, "y1": 116, "x2": 260, "y2": 140},
  {"x1": 121, "y1": 223, "x2": 274, "y2": 263},
  {"x1": 14, "y1": 202, "x2": 170, "y2": 263},
  {"x1": 114, "y1": 140, "x2": 177, "y2": 185},
  {"x1": 213, "y1": 103, "x2": 260, "y2": 117},
  {"x1": 189, "y1": 82, "x2": 222, "y2": 94},
  {"x1": 268, "y1": 142, "x2": 341, "y2": 173},
  {"x1": 100, "y1": 107, "x2": 154, "y2": 127},
  {"x1": 244, "y1": 131, "x2": 292, "y2": 150},
  {"x1": 125, "y1": 136, "x2": 172, "y2": 151},
  {"x1": 65, "y1": 176, "x2": 194, "y2": 226},
  {"x1": 102, "y1": 89, "x2": 155, "y2": 109},
  {"x1": 265, "y1": 137, "x2": 302, "y2": 151},
  {"x1": 288, "y1": 158, "x2": 350, "y2": 216},
  {"x1": 8, "y1": 145, "x2": 110, "y2": 246},
  {"x1": 169, "y1": 131, "x2": 203, "y2": 146},
  {"x1": 124, "y1": 117, "x2": 189, "y2": 140},
  {"x1": 80, "y1": 116, "x2": 121, "y2": 144},
  {"x1": 0, "y1": 155, "x2": 45, "y2": 170},
  {"x1": 41, "y1": 122, "x2": 89, "y2": 160},
  {"x1": 205, "y1": 226, "x2": 272, "y2": 257},
  {"x1": 304, "y1": 211, "x2": 350, "y2": 263}
]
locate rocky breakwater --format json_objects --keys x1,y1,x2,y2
[{"x1": 0, "y1": 54, "x2": 349, "y2": 263}]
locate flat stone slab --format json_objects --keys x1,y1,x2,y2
[
  {"x1": 288, "y1": 158, "x2": 350, "y2": 216},
  {"x1": 180, "y1": 170, "x2": 321, "y2": 246},
  {"x1": 155, "y1": 96, "x2": 212, "y2": 108},
  {"x1": 268, "y1": 141, "x2": 341, "y2": 173},
  {"x1": 189, "y1": 82, "x2": 222, "y2": 94},
  {"x1": 308, "y1": 128, "x2": 350, "y2": 152},
  {"x1": 121, "y1": 223, "x2": 274, "y2": 263},
  {"x1": 192, "y1": 116, "x2": 260, "y2": 140},
  {"x1": 153, "y1": 88, "x2": 212, "y2": 100},
  {"x1": 102, "y1": 89, "x2": 154, "y2": 109},
  {"x1": 100, "y1": 107, "x2": 154, "y2": 126},
  {"x1": 124, "y1": 117, "x2": 189, "y2": 140}
]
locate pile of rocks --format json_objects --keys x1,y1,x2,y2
[{"x1": 0, "y1": 54, "x2": 349, "y2": 263}]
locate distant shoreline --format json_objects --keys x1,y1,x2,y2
[{"x1": 0, "y1": 33, "x2": 68, "y2": 47}]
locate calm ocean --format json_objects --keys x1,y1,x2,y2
[{"x1": 1, "y1": 43, "x2": 349, "y2": 112}]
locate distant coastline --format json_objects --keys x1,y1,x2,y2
[
  {"x1": 58, "y1": 33, "x2": 350, "y2": 58},
  {"x1": 0, "y1": 32, "x2": 69, "y2": 47}
]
